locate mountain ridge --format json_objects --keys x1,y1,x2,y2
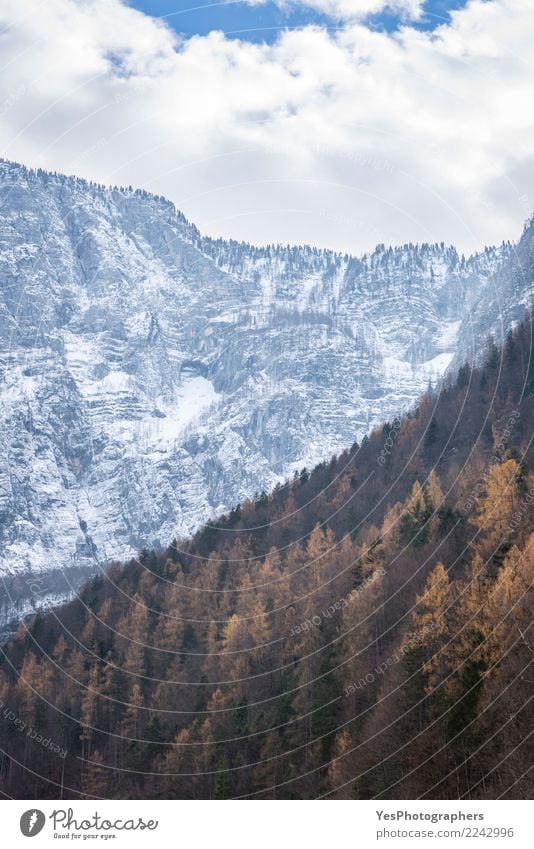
[{"x1": 0, "y1": 157, "x2": 530, "y2": 631}]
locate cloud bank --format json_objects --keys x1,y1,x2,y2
[{"x1": 0, "y1": 0, "x2": 532, "y2": 255}]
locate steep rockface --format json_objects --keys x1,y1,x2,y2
[
  {"x1": 453, "y1": 215, "x2": 534, "y2": 366},
  {"x1": 0, "y1": 159, "x2": 526, "y2": 628}
]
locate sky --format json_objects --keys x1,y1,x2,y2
[
  {"x1": 129, "y1": 0, "x2": 470, "y2": 43},
  {"x1": 0, "y1": 0, "x2": 532, "y2": 256}
]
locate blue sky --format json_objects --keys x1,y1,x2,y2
[{"x1": 129, "y1": 0, "x2": 470, "y2": 44}]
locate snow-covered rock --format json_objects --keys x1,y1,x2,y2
[{"x1": 0, "y1": 158, "x2": 522, "y2": 631}]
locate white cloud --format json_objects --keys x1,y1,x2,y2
[
  {"x1": 234, "y1": 0, "x2": 424, "y2": 22},
  {"x1": 0, "y1": 0, "x2": 532, "y2": 256}
]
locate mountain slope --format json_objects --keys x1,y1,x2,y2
[
  {"x1": 454, "y1": 215, "x2": 534, "y2": 366},
  {"x1": 1, "y1": 309, "x2": 533, "y2": 800},
  {"x1": 0, "y1": 159, "x2": 524, "y2": 630}
]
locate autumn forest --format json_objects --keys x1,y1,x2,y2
[{"x1": 1, "y1": 312, "x2": 534, "y2": 800}]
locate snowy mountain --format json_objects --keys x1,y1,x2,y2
[
  {"x1": 453, "y1": 215, "x2": 534, "y2": 367},
  {"x1": 0, "y1": 159, "x2": 525, "y2": 630}
]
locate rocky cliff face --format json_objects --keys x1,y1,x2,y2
[
  {"x1": 453, "y1": 216, "x2": 534, "y2": 367},
  {"x1": 0, "y1": 159, "x2": 524, "y2": 631}
]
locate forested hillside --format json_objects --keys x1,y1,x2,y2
[{"x1": 1, "y1": 311, "x2": 533, "y2": 800}]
